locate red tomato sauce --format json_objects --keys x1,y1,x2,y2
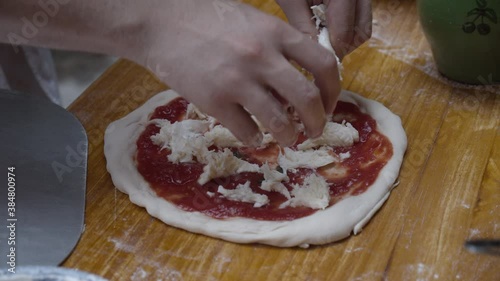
[{"x1": 136, "y1": 97, "x2": 393, "y2": 221}]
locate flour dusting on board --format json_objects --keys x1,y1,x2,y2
[
  {"x1": 214, "y1": 255, "x2": 232, "y2": 273},
  {"x1": 131, "y1": 268, "x2": 147, "y2": 280},
  {"x1": 468, "y1": 228, "x2": 481, "y2": 237},
  {"x1": 108, "y1": 235, "x2": 200, "y2": 261},
  {"x1": 158, "y1": 269, "x2": 182, "y2": 281},
  {"x1": 109, "y1": 237, "x2": 136, "y2": 253},
  {"x1": 370, "y1": 17, "x2": 499, "y2": 93},
  {"x1": 414, "y1": 89, "x2": 426, "y2": 97},
  {"x1": 108, "y1": 235, "x2": 234, "y2": 280},
  {"x1": 107, "y1": 237, "x2": 185, "y2": 280},
  {"x1": 404, "y1": 263, "x2": 436, "y2": 281},
  {"x1": 350, "y1": 271, "x2": 384, "y2": 281},
  {"x1": 126, "y1": 260, "x2": 183, "y2": 281},
  {"x1": 344, "y1": 247, "x2": 365, "y2": 253}
]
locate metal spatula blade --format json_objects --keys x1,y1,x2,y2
[{"x1": 0, "y1": 89, "x2": 87, "y2": 267}]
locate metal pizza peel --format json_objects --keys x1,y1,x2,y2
[{"x1": 0, "y1": 89, "x2": 87, "y2": 267}]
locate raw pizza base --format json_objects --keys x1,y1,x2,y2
[{"x1": 104, "y1": 89, "x2": 407, "y2": 248}]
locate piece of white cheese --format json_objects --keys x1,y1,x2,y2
[
  {"x1": 204, "y1": 125, "x2": 243, "y2": 148},
  {"x1": 311, "y1": 4, "x2": 327, "y2": 28},
  {"x1": 186, "y1": 103, "x2": 217, "y2": 128},
  {"x1": 280, "y1": 173, "x2": 330, "y2": 210},
  {"x1": 339, "y1": 151, "x2": 351, "y2": 161},
  {"x1": 311, "y1": 4, "x2": 343, "y2": 78},
  {"x1": 278, "y1": 147, "x2": 336, "y2": 172},
  {"x1": 150, "y1": 119, "x2": 210, "y2": 163},
  {"x1": 198, "y1": 148, "x2": 260, "y2": 185},
  {"x1": 217, "y1": 181, "x2": 269, "y2": 208},
  {"x1": 297, "y1": 122, "x2": 359, "y2": 150},
  {"x1": 260, "y1": 163, "x2": 291, "y2": 199},
  {"x1": 186, "y1": 103, "x2": 207, "y2": 120},
  {"x1": 260, "y1": 133, "x2": 275, "y2": 147}
]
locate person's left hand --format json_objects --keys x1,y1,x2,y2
[{"x1": 276, "y1": 0, "x2": 372, "y2": 59}]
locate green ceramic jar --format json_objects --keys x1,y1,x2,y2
[{"x1": 418, "y1": 0, "x2": 499, "y2": 84}]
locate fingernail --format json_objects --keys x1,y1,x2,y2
[
  {"x1": 306, "y1": 119, "x2": 326, "y2": 139},
  {"x1": 281, "y1": 131, "x2": 298, "y2": 147},
  {"x1": 306, "y1": 129, "x2": 322, "y2": 139}
]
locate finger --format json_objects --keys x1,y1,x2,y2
[
  {"x1": 276, "y1": 0, "x2": 317, "y2": 37},
  {"x1": 238, "y1": 85, "x2": 298, "y2": 146},
  {"x1": 262, "y1": 58, "x2": 326, "y2": 138},
  {"x1": 325, "y1": 0, "x2": 357, "y2": 58},
  {"x1": 351, "y1": 0, "x2": 372, "y2": 51},
  {"x1": 214, "y1": 103, "x2": 262, "y2": 147},
  {"x1": 280, "y1": 27, "x2": 341, "y2": 116}
]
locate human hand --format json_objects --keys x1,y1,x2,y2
[
  {"x1": 276, "y1": 0, "x2": 372, "y2": 59},
  {"x1": 133, "y1": 0, "x2": 340, "y2": 147}
]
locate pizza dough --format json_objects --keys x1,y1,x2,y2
[{"x1": 104, "y1": 89, "x2": 407, "y2": 247}]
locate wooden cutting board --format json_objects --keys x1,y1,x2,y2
[{"x1": 63, "y1": 0, "x2": 500, "y2": 280}]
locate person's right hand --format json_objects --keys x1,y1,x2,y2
[
  {"x1": 276, "y1": 0, "x2": 372, "y2": 59},
  {"x1": 130, "y1": 0, "x2": 341, "y2": 147}
]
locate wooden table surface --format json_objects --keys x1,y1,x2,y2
[{"x1": 64, "y1": 0, "x2": 499, "y2": 280}]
